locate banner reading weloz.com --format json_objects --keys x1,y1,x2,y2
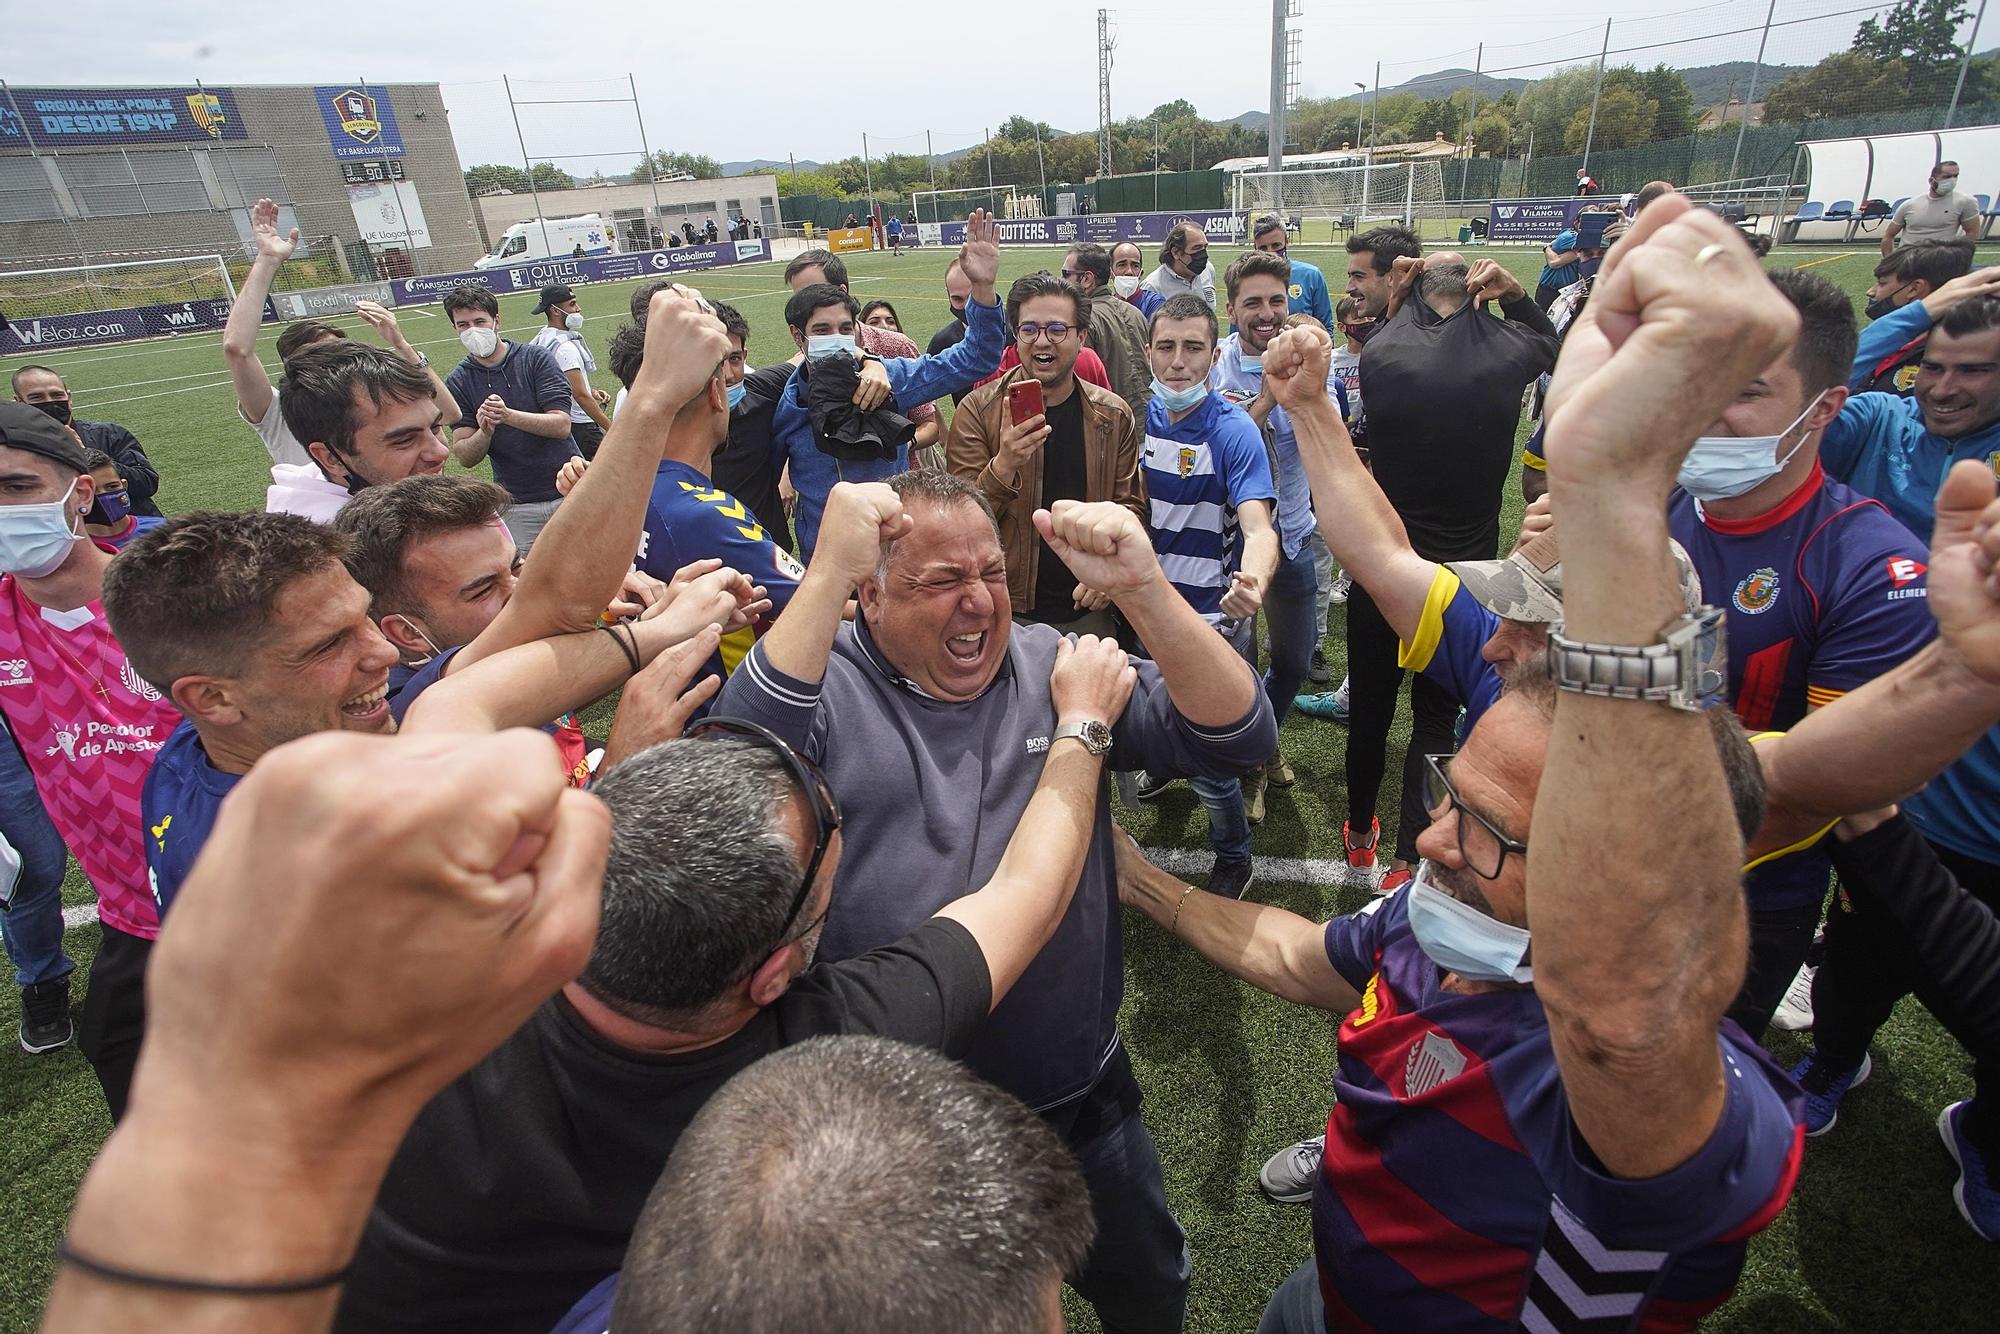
[
  {"x1": 917, "y1": 211, "x2": 1247, "y2": 248},
  {"x1": 389, "y1": 240, "x2": 772, "y2": 306}
]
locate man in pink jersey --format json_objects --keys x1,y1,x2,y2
[{"x1": 0, "y1": 404, "x2": 182, "y2": 1118}]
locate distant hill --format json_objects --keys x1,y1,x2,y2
[{"x1": 721, "y1": 158, "x2": 815, "y2": 177}]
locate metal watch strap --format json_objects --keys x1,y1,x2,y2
[
  {"x1": 1052, "y1": 719, "x2": 1113, "y2": 755},
  {"x1": 1546, "y1": 607, "x2": 1725, "y2": 713}
]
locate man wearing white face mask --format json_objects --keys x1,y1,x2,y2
[
  {"x1": 1666, "y1": 268, "x2": 1937, "y2": 1039},
  {"x1": 0, "y1": 404, "x2": 182, "y2": 1120},
  {"x1": 1883, "y1": 159, "x2": 1983, "y2": 255},
  {"x1": 528, "y1": 284, "x2": 613, "y2": 461}
]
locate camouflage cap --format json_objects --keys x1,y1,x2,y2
[{"x1": 1446, "y1": 528, "x2": 1703, "y2": 625}]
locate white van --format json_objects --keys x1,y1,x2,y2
[{"x1": 474, "y1": 215, "x2": 613, "y2": 269}]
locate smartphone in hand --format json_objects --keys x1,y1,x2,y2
[{"x1": 1007, "y1": 378, "x2": 1045, "y2": 427}]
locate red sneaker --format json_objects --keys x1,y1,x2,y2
[
  {"x1": 1343, "y1": 817, "x2": 1380, "y2": 870},
  {"x1": 1376, "y1": 868, "x2": 1413, "y2": 897}
]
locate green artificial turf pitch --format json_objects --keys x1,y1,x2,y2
[{"x1": 2, "y1": 240, "x2": 1996, "y2": 1332}]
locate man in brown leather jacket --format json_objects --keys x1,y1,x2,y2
[{"x1": 947, "y1": 272, "x2": 1145, "y2": 636}]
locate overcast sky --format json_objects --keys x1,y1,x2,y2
[{"x1": 27, "y1": 0, "x2": 1919, "y2": 172}]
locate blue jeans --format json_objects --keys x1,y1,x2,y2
[
  {"x1": 1190, "y1": 618, "x2": 1255, "y2": 863},
  {"x1": 1257, "y1": 1260, "x2": 1326, "y2": 1334},
  {"x1": 0, "y1": 722, "x2": 73, "y2": 988},
  {"x1": 1262, "y1": 542, "x2": 1321, "y2": 730}
]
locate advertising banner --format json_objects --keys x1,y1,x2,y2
[
  {"x1": 928, "y1": 210, "x2": 1247, "y2": 248},
  {"x1": 271, "y1": 282, "x2": 394, "y2": 320},
  {"x1": 347, "y1": 182, "x2": 432, "y2": 248},
  {"x1": 0, "y1": 86, "x2": 247, "y2": 149},
  {"x1": 1485, "y1": 197, "x2": 1598, "y2": 242},
  {"x1": 0, "y1": 296, "x2": 276, "y2": 354},
  {"x1": 388, "y1": 241, "x2": 773, "y2": 307},
  {"x1": 316, "y1": 86, "x2": 406, "y2": 161},
  {"x1": 826, "y1": 227, "x2": 874, "y2": 254}
]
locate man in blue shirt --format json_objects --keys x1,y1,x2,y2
[
  {"x1": 1137, "y1": 292, "x2": 1278, "y2": 900},
  {"x1": 771, "y1": 212, "x2": 1007, "y2": 559},
  {"x1": 1534, "y1": 225, "x2": 1584, "y2": 309},
  {"x1": 1250, "y1": 214, "x2": 1333, "y2": 328},
  {"x1": 442, "y1": 284, "x2": 580, "y2": 554},
  {"x1": 1212, "y1": 251, "x2": 1345, "y2": 823}
]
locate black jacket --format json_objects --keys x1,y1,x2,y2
[{"x1": 76, "y1": 419, "x2": 161, "y2": 516}]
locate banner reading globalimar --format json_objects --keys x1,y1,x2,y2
[
  {"x1": 916, "y1": 211, "x2": 1249, "y2": 248},
  {"x1": 389, "y1": 239, "x2": 772, "y2": 306},
  {"x1": 1, "y1": 296, "x2": 278, "y2": 354}
]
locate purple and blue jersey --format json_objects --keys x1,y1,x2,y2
[
  {"x1": 1398, "y1": 567, "x2": 1504, "y2": 736},
  {"x1": 1315, "y1": 890, "x2": 1804, "y2": 1332},
  {"x1": 141, "y1": 719, "x2": 240, "y2": 916},
  {"x1": 1138, "y1": 392, "x2": 1275, "y2": 626}
]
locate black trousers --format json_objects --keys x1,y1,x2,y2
[
  {"x1": 76, "y1": 923, "x2": 151, "y2": 1122},
  {"x1": 570, "y1": 418, "x2": 605, "y2": 462},
  {"x1": 1817, "y1": 818, "x2": 2000, "y2": 1153},
  {"x1": 1342, "y1": 583, "x2": 1461, "y2": 864},
  {"x1": 1726, "y1": 897, "x2": 1824, "y2": 1041}
]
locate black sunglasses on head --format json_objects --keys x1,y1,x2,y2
[{"x1": 686, "y1": 717, "x2": 841, "y2": 935}]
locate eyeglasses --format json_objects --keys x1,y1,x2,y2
[
  {"x1": 1059, "y1": 267, "x2": 1079, "y2": 280},
  {"x1": 686, "y1": 717, "x2": 842, "y2": 935},
  {"x1": 1017, "y1": 322, "x2": 1074, "y2": 344},
  {"x1": 1422, "y1": 753, "x2": 1528, "y2": 881}
]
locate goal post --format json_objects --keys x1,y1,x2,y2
[
  {"x1": 910, "y1": 184, "x2": 1021, "y2": 226},
  {"x1": 0, "y1": 253, "x2": 237, "y2": 324},
  {"x1": 1232, "y1": 160, "x2": 1447, "y2": 227}
]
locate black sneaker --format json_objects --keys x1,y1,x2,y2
[
  {"x1": 1135, "y1": 770, "x2": 1173, "y2": 801},
  {"x1": 19, "y1": 977, "x2": 73, "y2": 1054},
  {"x1": 1308, "y1": 647, "x2": 1331, "y2": 685},
  {"x1": 1208, "y1": 857, "x2": 1255, "y2": 900}
]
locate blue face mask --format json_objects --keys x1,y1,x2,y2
[
  {"x1": 1237, "y1": 351, "x2": 1264, "y2": 374},
  {"x1": 726, "y1": 381, "x2": 748, "y2": 410},
  {"x1": 92, "y1": 489, "x2": 132, "y2": 527},
  {"x1": 1151, "y1": 377, "x2": 1208, "y2": 413},
  {"x1": 1403, "y1": 864, "x2": 1533, "y2": 984},
  {"x1": 806, "y1": 333, "x2": 858, "y2": 361}
]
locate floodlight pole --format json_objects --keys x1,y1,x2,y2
[
  {"x1": 1728, "y1": 0, "x2": 1778, "y2": 182},
  {"x1": 504, "y1": 76, "x2": 553, "y2": 257},
  {"x1": 1579, "y1": 18, "x2": 1612, "y2": 177},
  {"x1": 631, "y1": 73, "x2": 663, "y2": 242},
  {"x1": 1267, "y1": 0, "x2": 1287, "y2": 219},
  {"x1": 1362, "y1": 63, "x2": 1380, "y2": 219},
  {"x1": 862, "y1": 133, "x2": 876, "y2": 224},
  {"x1": 927, "y1": 130, "x2": 938, "y2": 192},
  {"x1": 1947, "y1": 0, "x2": 1991, "y2": 129},
  {"x1": 1461, "y1": 43, "x2": 1482, "y2": 200},
  {"x1": 1034, "y1": 123, "x2": 1047, "y2": 208}
]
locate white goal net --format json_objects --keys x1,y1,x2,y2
[
  {"x1": 911, "y1": 184, "x2": 1021, "y2": 226},
  {"x1": 0, "y1": 253, "x2": 236, "y2": 323},
  {"x1": 1233, "y1": 161, "x2": 1447, "y2": 226}
]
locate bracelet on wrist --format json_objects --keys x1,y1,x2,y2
[
  {"x1": 58, "y1": 1240, "x2": 352, "y2": 1297},
  {"x1": 597, "y1": 621, "x2": 642, "y2": 675}
]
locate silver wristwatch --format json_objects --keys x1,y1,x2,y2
[
  {"x1": 1052, "y1": 718, "x2": 1114, "y2": 755},
  {"x1": 1546, "y1": 606, "x2": 1726, "y2": 712},
  {"x1": 412, "y1": 350, "x2": 429, "y2": 368}
]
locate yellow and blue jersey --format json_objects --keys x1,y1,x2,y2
[{"x1": 1398, "y1": 567, "x2": 1505, "y2": 735}]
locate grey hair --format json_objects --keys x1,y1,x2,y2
[
  {"x1": 583, "y1": 738, "x2": 806, "y2": 1022},
  {"x1": 612, "y1": 1035, "x2": 1096, "y2": 1334},
  {"x1": 1418, "y1": 261, "x2": 1471, "y2": 303},
  {"x1": 871, "y1": 468, "x2": 1001, "y2": 592}
]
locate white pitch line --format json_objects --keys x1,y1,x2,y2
[{"x1": 63, "y1": 903, "x2": 98, "y2": 930}]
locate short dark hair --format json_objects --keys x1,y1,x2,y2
[
  {"x1": 714, "y1": 300, "x2": 750, "y2": 346},
  {"x1": 1937, "y1": 294, "x2": 2000, "y2": 340},
  {"x1": 277, "y1": 341, "x2": 434, "y2": 460},
  {"x1": 1935, "y1": 158, "x2": 1961, "y2": 178},
  {"x1": 333, "y1": 475, "x2": 513, "y2": 621},
  {"x1": 1346, "y1": 224, "x2": 1422, "y2": 273},
  {"x1": 858, "y1": 299, "x2": 901, "y2": 331},
  {"x1": 1335, "y1": 294, "x2": 1360, "y2": 323},
  {"x1": 1159, "y1": 221, "x2": 1206, "y2": 266},
  {"x1": 441, "y1": 284, "x2": 499, "y2": 319},
  {"x1": 104, "y1": 512, "x2": 350, "y2": 693},
  {"x1": 8, "y1": 364, "x2": 60, "y2": 395},
  {"x1": 583, "y1": 738, "x2": 809, "y2": 1021},
  {"x1": 609, "y1": 322, "x2": 646, "y2": 390},
  {"x1": 879, "y1": 469, "x2": 999, "y2": 582},
  {"x1": 1224, "y1": 251, "x2": 1290, "y2": 303},
  {"x1": 785, "y1": 282, "x2": 860, "y2": 333},
  {"x1": 1876, "y1": 239, "x2": 1976, "y2": 289},
  {"x1": 1767, "y1": 269, "x2": 1858, "y2": 398},
  {"x1": 81, "y1": 447, "x2": 114, "y2": 472},
  {"x1": 784, "y1": 247, "x2": 848, "y2": 289},
  {"x1": 1004, "y1": 271, "x2": 1085, "y2": 333},
  {"x1": 1148, "y1": 293, "x2": 1218, "y2": 347},
  {"x1": 614, "y1": 1036, "x2": 1095, "y2": 1334},
  {"x1": 275, "y1": 320, "x2": 346, "y2": 363},
  {"x1": 1067, "y1": 242, "x2": 1112, "y2": 286},
  {"x1": 628, "y1": 280, "x2": 672, "y2": 323},
  {"x1": 1252, "y1": 213, "x2": 1286, "y2": 240}
]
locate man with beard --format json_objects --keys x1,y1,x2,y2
[{"x1": 1143, "y1": 222, "x2": 1217, "y2": 309}]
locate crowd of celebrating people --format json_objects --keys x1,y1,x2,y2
[{"x1": 7, "y1": 182, "x2": 2000, "y2": 1334}]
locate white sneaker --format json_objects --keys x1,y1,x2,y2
[
  {"x1": 1329, "y1": 575, "x2": 1353, "y2": 606},
  {"x1": 1771, "y1": 963, "x2": 1815, "y2": 1032},
  {"x1": 1258, "y1": 1135, "x2": 1325, "y2": 1203}
]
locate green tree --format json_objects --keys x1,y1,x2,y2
[
  {"x1": 630, "y1": 150, "x2": 722, "y2": 183},
  {"x1": 995, "y1": 116, "x2": 1056, "y2": 143},
  {"x1": 1636, "y1": 64, "x2": 1699, "y2": 139},
  {"x1": 1467, "y1": 111, "x2": 1512, "y2": 157},
  {"x1": 1765, "y1": 52, "x2": 1921, "y2": 121},
  {"x1": 463, "y1": 163, "x2": 530, "y2": 195},
  {"x1": 1411, "y1": 98, "x2": 1461, "y2": 142},
  {"x1": 530, "y1": 162, "x2": 574, "y2": 191},
  {"x1": 1563, "y1": 85, "x2": 1657, "y2": 153},
  {"x1": 1855, "y1": 0, "x2": 1978, "y2": 104},
  {"x1": 1147, "y1": 99, "x2": 1200, "y2": 124},
  {"x1": 776, "y1": 168, "x2": 843, "y2": 197}
]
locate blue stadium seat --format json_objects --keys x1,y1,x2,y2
[
  {"x1": 1979, "y1": 193, "x2": 1994, "y2": 215},
  {"x1": 1891, "y1": 197, "x2": 1909, "y2": 213},
  {"x1": 1792, "y1": 201, "x2": 1825, "y2": 223},
  {"x1": 1825, "y1": 199, "x2": 1855, "y2": 220}
]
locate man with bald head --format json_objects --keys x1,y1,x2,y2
[{"x1": 1335, "y1": 250, "x2": 1559, "y2": 889}]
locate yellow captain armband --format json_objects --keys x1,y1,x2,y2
[
  {"x1": 1521, "y1": 447, "x2": 1547, "y2": 472},
  {"x1": 1397, "y1": 568, "x2": 1460, "y2": 673},
  {"x1": 1742, "y1": 731, "x2": 1840, "y2": 871}
]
